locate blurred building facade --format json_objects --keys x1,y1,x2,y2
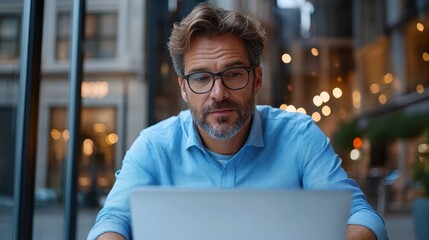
[
  {"x1": 0, "y1": 0, "x2": 150, "y2": 204},
  {"x1": 271, "y1": 0, "x2": 429, "y2": 211},
  {"x1": 352, "y1": 0, "x2": 429, "y2": 211},
  {"x1": 0, "y1": 0, "x2": 224, "y2": 209}
]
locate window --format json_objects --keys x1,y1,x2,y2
[
  {"x1": 47, "y1": 107, "x2": 117, "y2": 206},
  {"x1": 405, "y1": 11, "x2": 429, "y2": 94},
  {"x1": 0, "y1": 15, "x2": 20, "y2": 62},
  {"x1": 56, "y1": 12, "x2": 117, "y2": 61}
]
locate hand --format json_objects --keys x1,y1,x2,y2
[{"x1": 346, "y1": 224, "x2": 377, "y2": 240}]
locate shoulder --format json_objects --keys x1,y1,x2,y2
[
  {"x1": 137, "y1": 109, "x2": 192, "y2": 143},
  {"x1": 144, "y1": 109, "x2": 191, "y2": 131},
  {"x1": 256, "y1": 105, "x2": 314, "y2": 134}
]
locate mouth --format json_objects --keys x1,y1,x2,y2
[
  {"x1": 209, "y1": 108, "x2": 235, "y2": 116},
  {"x1": 203, "y1": 100, "x2": 239, "y2": 118}
]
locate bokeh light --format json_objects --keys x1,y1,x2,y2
[{"x1": 281, "y1": 53, "x2": 292, "y2": 64}]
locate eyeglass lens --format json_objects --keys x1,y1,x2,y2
[{"x1": 187, "y1": 67, "x2": 250, "y2": 93}]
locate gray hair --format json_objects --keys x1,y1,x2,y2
[{"x1": 167, "y1": 3, "x2": 267, "y2": 75}]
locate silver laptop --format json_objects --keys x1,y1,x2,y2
[{"x1": 130, "y1": 188, "x2": 351, "y2": 240}]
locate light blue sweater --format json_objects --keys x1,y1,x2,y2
[{"x1": 88, "y1": 105, "x2": 388, "y2": 240}]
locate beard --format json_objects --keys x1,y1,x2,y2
[{"x1": 187, "y1": 93, "x2": 255, "y2": 140}]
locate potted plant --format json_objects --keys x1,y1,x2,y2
[{"x1": 412, "y1": 130, "x2": 429, "y2": 240}]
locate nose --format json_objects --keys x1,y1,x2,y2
[{"x1": 210, "y1": 76, "x2": 229, "y2": 101}]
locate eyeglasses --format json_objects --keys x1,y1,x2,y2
[{"x1": 182, "y1": 66, "x2": 254, "y2": 94}]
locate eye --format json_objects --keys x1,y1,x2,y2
[
  {"x1": 189, "y1": 72, "x2": 212, "y2": 84},
  {"x1": 223, "y1": 68, "x2": 245, "y2": 79}
]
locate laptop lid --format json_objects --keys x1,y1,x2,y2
[{"x1": 130, "y1": 188, "x2": 351, "y2": 240}]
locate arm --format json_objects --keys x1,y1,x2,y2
[
  {"x1": 87, "y1": 132, "x2": 159, "y2": 240},
  {"x1": 299, "y1": 118, "x2": 388, "y2": 240},
  {"x1": 96, "y1": 232, "x2": 125, "y2": 240},
  {"x1": 347, "y1": 224, "x2": 376, "y2": 240}
]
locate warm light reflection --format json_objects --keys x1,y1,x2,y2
[
  {"x1": 83, "y1": 139, "x2": 94, "y2": 156},
  {"x1": 160, "y1": 62, "x2": 169, "y2": 76},
  {"x1": 350, "y1": 149, "x2": 361, "y2": 161},
  {"x1": 423, "y1": 52, "x2": 429, "y2": 62},
  {"x1": 378, "y1": 94, "x2": 387, "y2": 104},
  {"x1": 416, "y1": 22, "x2": 425, "y2": 32},
  {"x1": 51, "y1": 129, "x2": 61, "y2": 140},
  {"x1": 352, "y1": 91, "x2": 361, "y2": 109},
  {"x1": 62, "y1": 129, "x2": 70, "y2": 141},
  {"x1": 333, "y1": 87, "x2": 342, "y2": 98},
  {"x1": 281, "y1": 53, "x2": 292, "y2": 64},
  {"x1": 320, "y1": 91, "x2": 330, "y2": 102},
  {"x1": 296, "y1": 107, "x2": 306, "y2": 114},
  {"x1": 418, "y1": 143, "x2": 429, "y2": 153},
  {"x1": 82, "y1": 81, "x2": 109, "y2": 99},
  {"x1": 286, "y1": 105, "x2": 297, "y2": 112},
  {"x1": 416, "y1": 84, "x2": 425, "y2": 94},
  {"x1": 311, "y1": 112, "x2": 321, "y2": 122},
  {"x1": 78, "y1": 177, "x2": 91, "y2": 187},
  {"x1": 369, "y1": 83, "x2": 380, "y2": 94},
  {"x1": 339, "y1": 108, "x2": 347, "y2": 119},
  {"x1": 382, "y1": 73, "x2": 393, "y2": 84},
  {"x1": 279, "y1": 104, "x2": 288, "y2": 110},
  {"x1": 106, "y1": 133, "x2": 119, "y2": 145},
  {"x1": 321, "y1": 105, "x2": 331, "y2": 116},
  {"x1": 98, "y1": 177, "x2": 110, "y2": 187},
  {"x1": 93, "y1": 123, "x2": 106, "y2": 133},
  {"x1": 311, "y1": 48, "x2": 319, "y2": 56},
  {"x1": 313, "y1": 95, "x2": 323, "y2": 107}
]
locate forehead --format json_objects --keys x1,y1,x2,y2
[{"x1": 183, "y1": 34, "x2": 248, "y2": 72}]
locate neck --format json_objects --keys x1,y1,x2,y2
[{"x1": 198, "y1": 118, "x2": 252, "y2": 155}]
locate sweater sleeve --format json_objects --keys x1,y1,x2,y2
[
  {"x1": 299, "y1": 118, "x2": 388, "y2": 240},
  {"x1": 87, "y1": 131, "x2": 159, "y2": 240}
]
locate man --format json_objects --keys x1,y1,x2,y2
[{"x1": 88, "y1": 3, "x2": 388, "y2": 240}]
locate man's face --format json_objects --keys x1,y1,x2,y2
[{"x1": 178, "y1": 34, "x2": 262, "y2": 140}]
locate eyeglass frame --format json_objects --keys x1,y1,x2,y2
[{"x1": 181, "y1": 66, "x2": 256, "y2": 94}]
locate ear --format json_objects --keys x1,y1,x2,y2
[
  {"x1": 178, "y1": 76, "x2": 189, "y2": 103},
  {"x1": 254, "y1": 65, "x2": 263, "y2": 94}
]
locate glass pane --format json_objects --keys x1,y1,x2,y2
[
  {"x1": 58, "y1": 13, "x2": 117, "y2": 60},
  {"x1": 47, "y1": 107, "x2": 116, "y2": 206},
  {"x1": 98, "y1": 40, "x2": 116, "y2": 58},
  {"x1": 0, "y1": 7, "x2": 21, "y2": 240},
  {"x1": 0, "y1": 15, "x2": 20, "y2": 61},
  {"x1": 357, "y1": 37, "x2": 390, "y2": 111},
  {"x1": 56, "y1": 40, "x2": 69, "y2": 61},
  {"x1": 0, "y1": 14, "x2": 20, "y2": 240},
  {"x1": 0, "y1": 16, "x2": 19, "y2": 38},
  {"x1": 85, "y1": 14, "x2": 97, "y2": 38},
  {"x1": 100, "y1": 14, "x2": 117, "y2": 37},
  {"x1": 0, "y1": 41, "x2": 18, "y2": 59},
  {"x1": 405, "y1": 11, "x2": 429, "y2": 94},
  {"x1": 85, "y1": 13, "x2": 117, "y2": 59},
  {"x1": 56, "y1": 14, "x2": 70, "y2": 61},
  {"x1": 57, "y1": 14, "x2": 70, "y2": 38},
  {"x1": 84, "y1": 40, "x2": 96, "y2": 59}
]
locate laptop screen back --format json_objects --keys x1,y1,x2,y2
[{"x1": 130, "y1": 188, "x2": 351, "y2": 240}]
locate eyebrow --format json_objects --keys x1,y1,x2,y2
[{"x1": 186, "y1": 61, "x2": 247, "y2": 74}]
